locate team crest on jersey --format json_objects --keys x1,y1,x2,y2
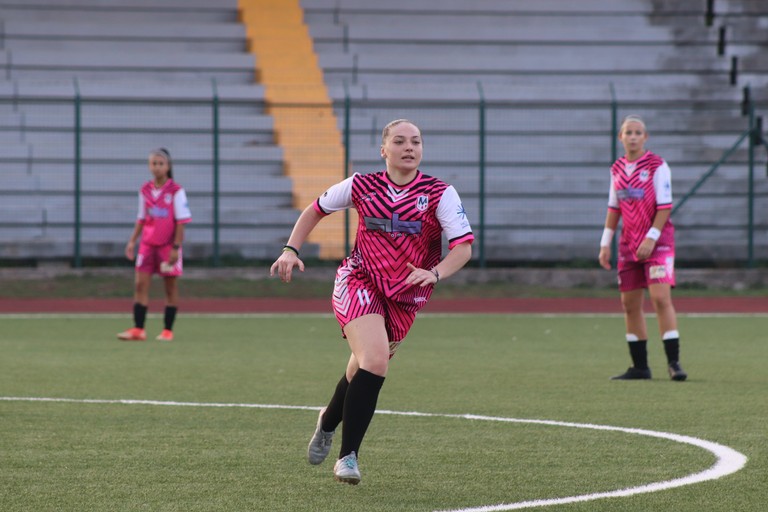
[
  {"x1": 639, "y1": 170, "x2": 650, "y2": 182},
  {"x1": 164, "y1": 193, "x2": 172, "y2": 204},
  {"x1": 416, "y1": 195, "x2": 429, "y2": 212}
]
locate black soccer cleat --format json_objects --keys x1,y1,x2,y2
[
  {"x1": 610, "y1": 367, "x2": 652, "y2": 380},
  {"x1": 668, "y1": 362, "x2": 688, "y2": 381}
]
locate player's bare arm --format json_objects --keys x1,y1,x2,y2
[
  {"x1": 406, "y1": 241, "x2": 472, "y2": 287},
  {"x1": 125, "y1": 222, "x2": 143, "y2": 261},
  {"x1": 270, "y1": 204, "x2": 324, "y2": 282},
  {"x1": 599, "y1": 210, "x2": 620, "y2": 270},
  {"x1": 636, "y1": 209, "x2": 671, "y2": 261},
  {"x1": 167, "y1": 224, "x2": 185, "y2": 265}
]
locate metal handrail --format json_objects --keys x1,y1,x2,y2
[{"x1": 672, "y1": 129, "x2": 750, "y2": 215}]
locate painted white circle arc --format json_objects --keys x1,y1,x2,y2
[{"x1": 0, "y1": 397, "x2": 747, "y2": 511}]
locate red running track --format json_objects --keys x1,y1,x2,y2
[{"x1": 1, "y1": 297, "x2": 767, "y2": 314}]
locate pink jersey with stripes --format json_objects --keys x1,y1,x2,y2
[
  {"x1": 315, "y1": 170, "x2": 474, "y2": 302},
  {"x1": 137, "y1": 179, "x2": 192, "y2": 246},
  {"x1": 608, "y1": 151, "x2": 674, "y2": 261}
]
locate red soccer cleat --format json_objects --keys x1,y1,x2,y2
[
  {"x1": 117, "y1": 327, "x2": 147, "y2": 341},
  {"x1": 156, "y1": 329, "x2": 174, "y2": 341}
]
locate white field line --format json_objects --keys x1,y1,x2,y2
[{"x1": 0, "y1": 396, "x2": 748, "y2": 511}]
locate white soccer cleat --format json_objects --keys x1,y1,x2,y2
[
  {"x1": 307, "y1": 407, "x2": 335, "y2": 465},
  {"x1": 333, "y1": 451, "x2": 361, "y2": 485}
]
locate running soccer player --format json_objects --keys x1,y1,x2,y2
[
  {"x1": 599, "y1": 115, "x2": 687, "y2": 382},
  {"x1": 270, "y1": 119, "x2": 474, "y2": 484},
  {"x1": 117, "y1": 148, "x2": 192, "y2": 342}
]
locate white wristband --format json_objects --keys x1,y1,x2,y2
[
  {"x1": 600, "y1": 227, "x2": 614, "y2": 247},
  {"x1": 646, "y1": 227, "x2": 661, "y2": 241}
]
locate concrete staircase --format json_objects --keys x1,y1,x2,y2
[{"x1": 238, "y1": 0, "x2": 351, "y2": 259}]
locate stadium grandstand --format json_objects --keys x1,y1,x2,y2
[{"x1": 0, "y1": 0, "x2": 766, "y2": 265}]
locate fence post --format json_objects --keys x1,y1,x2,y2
[
  {"x1": 73, "y1": 78, "x2": 82, "y2": 268},
  {"x1": 211, "y1": 78, "x2": 220, "y2": 267},
  {"x1": 705, "y1": 0, "x2": 715, "y2": 26},
  {"x1": 343, "y1": 90, "x2": 351, "y2": 255},
  {"x1": 609, "y1": 84, "x2": 618, "y2": 268},
  {"x1": 747, "y1": 104, "x2": 755, "y2": 268},
  {"x1": 741, "y1": 86, "x2": 750, "y2": 116},
  {"x1": 717, "y1": 26, "x2": 726, "y2": 56},
  {"x1": 476, "y1": 82, "x2": 486, "y2": 268}
]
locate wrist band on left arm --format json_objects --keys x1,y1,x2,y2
[
  {"x1": 430, "y1": 267, "x2": 440, "y2": 284},
  {"x1": 646, "y1": 227, "x2": 661, "y2": 241}
]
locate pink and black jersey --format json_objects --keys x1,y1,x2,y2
[
  {"x1": 608, "y1": 151, "x2": 674, "y2": 258},
  {"x1": 137, "y1": 179, "x2": 192, "y2": 246},
  {"x1": 315, "y1": 170, "x2": 474, "y2": 300}
]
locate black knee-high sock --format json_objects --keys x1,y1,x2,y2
[
  {"x1": 133, "y1": 303, "x2": 147, "y2": 329},
  {"x1": 663, "y1": 338, "x2": 680, "y2": 364},
  {"x1": 320, "y1": 374, "x2": 349, "y2": 432},
  {"x1": 339, "y1": 368, "x2": 385, "y2": 459},
  {"x1": 164, "y1": 306, "x2": 177, "y2": 331},
  {"x1": 628, "y1": 340, "x2": 648, "y2": 369}
]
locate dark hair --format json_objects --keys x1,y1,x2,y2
[{"x1": 150, "y1": 147, "x2": 173, "y2": 179}]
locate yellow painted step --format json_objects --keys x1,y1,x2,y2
[{"x1": 238, "y1": 0, "x2": 350, "y2": 259}]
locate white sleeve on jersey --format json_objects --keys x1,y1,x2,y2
[
  {"x1": 173, "y1": 188, "x2": 192, "y2": 220},
  {"x1": 654, "y1": 161, "x2": 673, "y2": 205},
  {"x1": 607, "y1": 174, "x2": 619, "y2": 208},
  {"x1": 137, "y1": 192, "x2": 146, "y2": 220},
  {"x1": 436, "y1": 185, "x2": 472, "y2": 240},
  {"x1": 317, "y1": 175, "x2": 356, "y2": 213}
]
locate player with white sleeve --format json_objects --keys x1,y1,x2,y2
[
  {"x1": 117, "y1": 148, "x2": 191, "y2": 342},
  {"x1": 599, "y1": 115, "x2": 687, "y2": 382},
  {"x1": 270, "y1": 119, "x2": 474, "y2": 485}
]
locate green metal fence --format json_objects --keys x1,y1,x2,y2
[{"x1": 1, "y1": 90, "x2": 766, "y2": 267}]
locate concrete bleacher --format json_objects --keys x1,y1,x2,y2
[
  {"x1": 1, "y1": 0, "x2": 766, "y2": 264},
  {"x1": 302, "y1": 0, "x2": 768, "y2": 261},
  {"x1": 0, "y1": 0, "x2": 305, "y2": 261}
]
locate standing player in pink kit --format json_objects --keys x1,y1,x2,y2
[
  {"x1": 270, "y1": 119, "x2": 473, "y2": 485},
  {"x1": 117, "y1": 148, "x2": 192, "y2": 342},
  {"x1": 599, "y1": 115, "x2": 687, "y2": 381}
]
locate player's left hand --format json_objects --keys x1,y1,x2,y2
[
  {"x1": 405, "y1": 263, "x2": 438, "y2": 287},
  {"x1": 636, "y1": 238, "x2": 656, "y2": 260}
]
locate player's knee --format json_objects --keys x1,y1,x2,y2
[
  {"x1": 620, "y1": 297, "x2": 642, "y2": 315},
  {"x1": 649, "y1": 292, "x2": 673, "y2": 311},
  {"x1": 359, "y1": 355, "x2": 388, "y2": 377}
]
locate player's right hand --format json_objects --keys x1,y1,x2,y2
[
  {"x1": 125, "y1": 241, "x2": 135, "y2": 261},
  {"x1": 270, "y1": 251, "x2": 304, "y2": 283},
  {"x1": 598, "y1": 246, "x2": 611, "y2": 270}
]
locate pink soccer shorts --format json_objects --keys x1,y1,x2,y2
[
  {"x1": 332, "y1": 257, "x2": 419, "y2": 358},
  {"x1": 136, "y1": 243, "x2": 183, "y2": 277},
  {"x1": 617, "y1": 249, "x2": 675, "y2": 292}
]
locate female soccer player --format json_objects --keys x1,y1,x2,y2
[
  {"x1": 117, "y1": 148, "x2": 192, "y2": 342},
  {"x1": 270, "y1": 119, "x2": 474, "y2": 484},
  {"x1": 599, "y1": 115, "x2": 687, "y2": 382}
]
